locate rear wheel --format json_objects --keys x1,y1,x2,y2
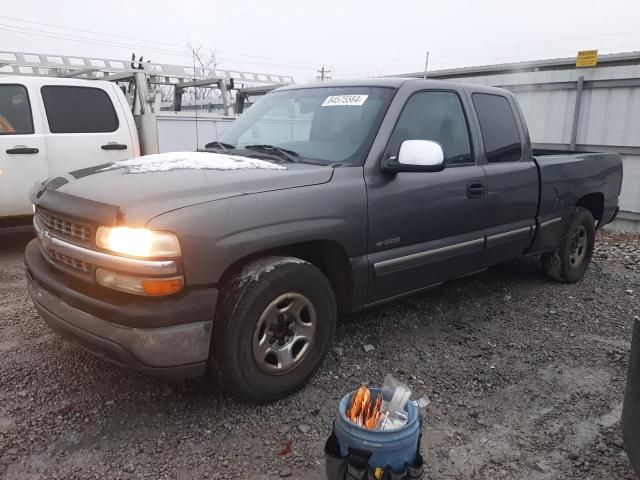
[
  {"x1": 541, "y1": 207, "x2": 595, "y2": 283},
  {"x1": 213, "y1": 256, "x2": 337, "y2": 402}
]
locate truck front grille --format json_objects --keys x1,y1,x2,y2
[
  {"x1": 46, "y1": 249, "x2": 91, "y2": 274},
  {"x1": 37, "y1": 208, "x2": 92, "y2": 243}
]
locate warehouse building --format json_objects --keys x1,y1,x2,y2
[{"x1": 398, "y1": 51, "x2": 640, "y2": 232}]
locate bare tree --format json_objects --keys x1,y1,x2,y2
[
  {"x1": 187, "y1": 42, "x2": 218, "y2": 72},
  {"x1": 184, "y1": 42, "x2": 220, "y2": 105}
]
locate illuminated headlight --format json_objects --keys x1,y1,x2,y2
[
  {"x1": 96, "y1": 226, "x2": 181, "y2": 258},
  {"x1": 96, "y1": 268, "x2": 184, "y2": 296}
]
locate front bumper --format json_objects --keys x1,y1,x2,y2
[{"x1": 25, "y1": 239, "x2": 217, "y2": 378}]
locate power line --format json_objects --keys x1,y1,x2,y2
[
  {"x1": 0, "y1": 25, "x2": 317, "y2": 74},
  {"x1": 425, "y1": 45, "x2": 640, "y2": 69},
  {"x1": 7, "y1": 13, "x2": 640, "y2": 65},
  {"x1": 0, "y1": 14, "x2": 318, "y2": 68},
  {"x1": 211, "y1": 50, "x2": 317, "y2": 67},
  {"x1": 0, "y1": 24, "x2": 191, "y2": 57},
  {"x1": 342, "y1": 29, "x2": 640, "y2": 71},
  {"x1": 0, "y1": 26, "x2": 317, "y2": 72},
  {"x1": 0, "y1": 14, "x2": 187, "y2": 49},
  {"x1": 336, "y1": 44, "x2": 640, "y2": 77},
  {"x1": 430, "y1": 28, "x2": 640, "y2": 55}
]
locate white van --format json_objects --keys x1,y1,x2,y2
[{"x1": 0, "y1": 77, "x2": 139, "y2": 222}]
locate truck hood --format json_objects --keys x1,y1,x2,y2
[{"x1": 35, "y1": 151, "x2": 334, "y2": 225}]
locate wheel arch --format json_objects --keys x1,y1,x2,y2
[
  {"x1": 218, "y1": 239, "x2": 354, "y2": 314},
  {"x1": 575, "y1": 192, "x2": 604, "y2": 226}
]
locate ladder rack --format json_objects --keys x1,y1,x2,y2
[{"x1": 0, "y1": 50, "x2": 294, "y2": 86}]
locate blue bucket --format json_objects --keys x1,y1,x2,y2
[{"x1": 334, "y1": 388, "x2": 420, "y2": 472}]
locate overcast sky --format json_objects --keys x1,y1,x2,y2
[{"x1": 2, "y1": 0, "x2": 640, "y2": 82}]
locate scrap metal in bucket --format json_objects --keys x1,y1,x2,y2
[
  {"x1": 346, "y1": 385, "x2": 382, "y2": 429},
  {"x1": 325, "y1": 375, "x2": 429, "y2": 479},
  {"x1": 346, "y1": 375, "x2": 415, "y2": 431}
]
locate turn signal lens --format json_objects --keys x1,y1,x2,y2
[
  {"x1": 96, "y1": 226, "x2": 181, "y2": 258},
  {"x1": 142, "y1": 277, "x2": 184, "y2": 296},
  {"x1": 96, "y1": 268, "x2": 184, "y2": 296}
]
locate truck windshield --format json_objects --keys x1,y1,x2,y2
[{"x1": 218, "y1": 87, "x2": 395, "y2": 165}]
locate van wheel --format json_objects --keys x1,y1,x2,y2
[
  {"x1": 213, "y1": 256, "x2": 337, "y2": 402},
  {"x1": 541, "y1": 207, "x2": 595, "y2": 283}
]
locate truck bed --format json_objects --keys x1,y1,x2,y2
[
  {"x1": 533, "y1": 152, "x2": 622, "y2": 224},
  {"x1": 526, "y1": 151, "x2": 622, "y2": 254}
]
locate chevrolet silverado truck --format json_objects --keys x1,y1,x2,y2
[{"x1": 25, "y1": 79, "x2": 623, "y2": 401}]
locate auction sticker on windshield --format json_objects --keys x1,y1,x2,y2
[{"x1": 321, "y1": 95, "x2": 368, "y2": 107}]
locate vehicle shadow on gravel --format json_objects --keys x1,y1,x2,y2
[{"x1": 0, "y1": 226, "x2": 33, "y2": 255}]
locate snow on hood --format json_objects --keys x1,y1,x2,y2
[{"x1": 101, "y1": 151, "x2": 287, "y2": 174}]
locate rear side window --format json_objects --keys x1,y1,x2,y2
[
  {"x1": 472, "y1": 93, "x2": 522, "y2": 163},
  {"x1": 0, "y1": 84, "x2": 34, "y2": 135},
  {"x1": 41, "y1": 86, "x2": 119, "y2": 133}
]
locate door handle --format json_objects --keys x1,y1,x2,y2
[
  {"x1": 101, "y1": 143, "x2": 128, "y2": 150},
  {"x1": 6, "y1": 146, "x2": 39, "y2": 154},
  {"x1": 467, "y1": 181, "x2": 485, "y2": 198}
]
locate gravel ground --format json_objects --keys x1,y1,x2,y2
[{"x1": 1, "y1": 227, "x2": 638, "y2": 479}]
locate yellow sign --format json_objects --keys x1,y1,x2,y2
[{"x1": 576, "y1": 50, "x2": 598, "y2": 68}]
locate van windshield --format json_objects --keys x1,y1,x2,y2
[{"x1": 218, "y1": 86, "x2": 395, "y2": 165}]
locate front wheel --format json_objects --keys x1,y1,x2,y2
[
  {"x1": 213, "y1": 256, "x2": 337, "y2": 402},
  {"x1": 541, "y1": 207, "x2": 595, "y2": 283}
]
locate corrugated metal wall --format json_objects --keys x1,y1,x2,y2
[{"x1": 414, "y1": 58, "x2": 640, "y2": 230}]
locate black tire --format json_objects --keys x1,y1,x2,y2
[
  {"x1": 213, "y1": 256, "x2": 337, "y2": 402},
  {"x1": 541, "y1": 207, "x2": 595, "y2": 283}
]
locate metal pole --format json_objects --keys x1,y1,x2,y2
[
  {"x1": 423, "y1": 51, "x2": 430, "y2": 79},
  {"x1": 570, "y1": 75, "x2": 585, "y2": 150},
  {"x1": 218, "y1": 79, "x2": 234, "y2": 116},
  {"x1": 235, "y1": 92, "x2": 245, "y2": 115},
  {"x1": 134, "y1": 71, "x2": 151, "y2": 114},
  {"x1": 172, "y1": 87, "x2": 183, "y2": 112}
]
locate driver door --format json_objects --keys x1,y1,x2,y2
[
  {"x1": 0, "y1": 82, "x2": 48, "y2": 219},
  {"x1": 366, "y1": 90, "x2": 487, "y2": 303}
]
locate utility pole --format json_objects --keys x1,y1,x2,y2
[
  {"x1": 317, "y1": 65, "x2": 332, "y2": 81},
  {"x1": 423, "y1": 51, "x2": 430, "y2": 79}
]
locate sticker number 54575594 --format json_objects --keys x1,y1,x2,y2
[{"x1": 321, "y1": 94, "x2": 368, "y2": 107}]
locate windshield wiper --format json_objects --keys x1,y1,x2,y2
[
  {"x1": 243, "y1": 144, "x2": 300, "y2": 163},
  {"x1": 202, "y1": 140, "x2": 235, "y2": 152}
]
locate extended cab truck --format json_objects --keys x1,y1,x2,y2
[{"x1": 24, "y1": 79, "x2": 623, "y2": 401}]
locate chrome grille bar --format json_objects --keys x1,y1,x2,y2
[
  {"x1": 37, "y1": 208, "x2": 92, "y2": 243},
  {"x1": 33, "y1": 218, "x2": 177, "y2": 276},
  {"x1": 47, "y1": 249, "x2": 91, "y2": 273}
]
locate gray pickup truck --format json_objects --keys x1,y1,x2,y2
[{"x1": 25, "y1": 79, "x2": 622, "y2": 401}]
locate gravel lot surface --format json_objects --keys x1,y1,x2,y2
[{"x1": 1, "y1": 227, "x2": 638, "y2": 479}]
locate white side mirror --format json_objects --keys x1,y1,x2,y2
[{"x1": 398, "y1": 140, "x2": 445, "y2": 169}]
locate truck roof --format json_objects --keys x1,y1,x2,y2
[
  {"x1": 0, "y1": 75, "x2": 114, "y2": 89},
  {"x1": 276, "y1": 77, "x2": 510, "y2": 95}
]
